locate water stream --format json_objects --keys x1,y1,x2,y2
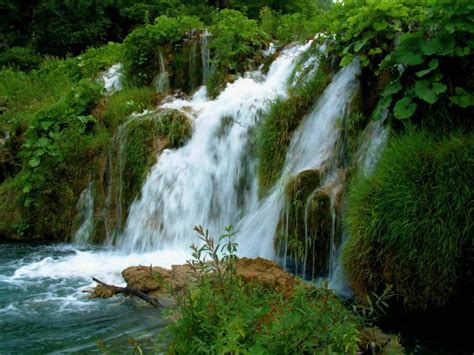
[{"x1": 0, "y1": 44, "x2": 378, "y2": 353}]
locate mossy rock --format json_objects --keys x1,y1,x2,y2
[
  {"x1": 90, "y1": 108, "x2": 193, "y2": 242},
  {"x1": 277, "y1": 169, "x2": 333, "y2": 278},
  {"x1": 343, "y1": 130, "x2": 474, "y2": 310},
  {"x1": 0, "y1": 178, "x2": 23, "y2": 239}
]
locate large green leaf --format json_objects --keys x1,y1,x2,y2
[
  {"x1": 382, "y1": 81, "x2": 402, "y2": 96},
  {"x1": 394, "y1": 32, "x2": 425, "y2": 65},
  {"x1": 421, "y1": 33, "x2": 455, "y2": 56},
  {"x1": 28, "y1": 157, "x2": 41, "y2": 168},
  {"x1": 414, "y1": 80, "x2": 446, "y2": 104},
  {"x1": 394, "y1": 97, "x2": 417, "y2": 119},
  {"x1": 450, "y1": 87, "x2": 474, "y2": 108}
]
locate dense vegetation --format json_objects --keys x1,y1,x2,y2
[
  {"x1": 0, "y1": 0, "x2": 473, "y2": 351},
  {"x1": 165, "y1": 227, "x2": 362, "y2": 353}
]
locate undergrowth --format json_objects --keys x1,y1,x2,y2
[{"x1": 165, "y1": 226, "x2": 361, "y2": 354}]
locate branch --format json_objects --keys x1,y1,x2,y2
[{"x1": 92, "y1": 277, "x2": 163, "y2": 308}]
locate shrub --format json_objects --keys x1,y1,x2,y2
[
  {"x1": 104, "y1": 87, "x2": 157, "y2": 130},
  {"x1": 122, "y1": 15, "x2": 204, "y2": 86},
  {"x1": 165, "y1": 226, "x2": 360, "y2": 353},
  {"x1": 207, "y1": 9, "x2": 267, "y2": 97},
  {"x1": 0, "y1": 47, "x2": 42, "y2": 71},
  {"x1": 343, "y1": 130, "x2": 474, "y2": 309}
]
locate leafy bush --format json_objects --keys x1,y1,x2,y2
[
  {"x1": 16, "y1": 79, "x2": 106, "y2": 239},
  {"x1": 0, "y1": 47, "x2": 42, "y2": 71},
  {"x1": 122, "y1": 15, "x2": 204, "y2": 86},
  {"x1": 166, "y1": 226, "x2": 360, "y2": 353},
  {"x1": 207, "y1": 9, "x2": 267, "y2": 97},
  {"x1": 343, "y1": 130, "x2": 474, "y2": 309}
]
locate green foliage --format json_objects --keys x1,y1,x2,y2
[
  {"x1": 104, "y1": 87, "x2": 157, "y2": 130},
  {"x1": 329, "y1": 0, "x2": 425, "y2": 69},
  {"x1": 256, "y1": 53, "x2": 331, "y2": 195},
  {"x1": 166, "y1": 226, "x2": 360, "y2": 354},
  {"x1": 0, "y1": 47, "x2": 42, "y2": 71},
  {"x1": 123, "y1": 15, "x2": 204, "y2": 86},
  {"x1": 0, "y1": 178, "x2": 23, "y2": 238},
  {"x1": 207, "y1": 9, "x2": 267, "y2": 97},
  {"x1": 118, "y1": 109, "x2": 192, "y2": 212},
  {"x1": 31, "y1": 0, "x2": 111, "y2": 56},
  {"x1": 343, "y1": 130, "x2": 474, "y2": 309}
]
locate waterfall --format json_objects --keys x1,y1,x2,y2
[
  {"x1": 235, "y1": 61, "x2": 361, "y2": 260},
  {"x1": 73, "y1": 182, "x2": 94, "y2": 245},
  {"x1": 200, "y1": 31, "x2": 210, "y2": 85},
  {"x1": 327, "y1": 120, "x2": 389, "y2": 297},
  {"x1": 102, "y1": 64, "x2": 122, "y2": 92},
  {"x1": 155, "y1": 49, "x2": 170, "y2": 93},
  {"x1": 119, "y1": 43, "x2": 312, "y2": 253}
]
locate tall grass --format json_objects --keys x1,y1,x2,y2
[{"x1": 343, "y1": 130, "x2": 474, "y2": 309}]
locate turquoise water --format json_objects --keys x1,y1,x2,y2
[{"x1": 0, "y1": 242, "x2": 168, "y2": 354}]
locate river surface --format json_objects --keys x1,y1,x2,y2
[{"x1": 0, "y1": 241, "x2": 189, "y2": 354}]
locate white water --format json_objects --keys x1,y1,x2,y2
[
  {"x1": 3, "y1": 45, "x2": 365, "y2": 318},
  {"x1": 119, "y1": 43, "x2": 312, "y2": 253},
  {"x1": 73, "y1": 182, "x2": 94, "y2": 245},
  {"x1": 200, "y1": 31, "x2": 211, "y2": 85},
  {"x1": 102, "y1": 64, "x2": 123, "y2": 92},
  {"x1": 235, "y1": 60, "x2": 360, "y2": 260}
]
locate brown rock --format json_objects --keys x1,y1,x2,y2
[{"x1": 235, "y1": 257, "x2": 298, "y2": 297}]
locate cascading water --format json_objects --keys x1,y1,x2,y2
[
  {"x1": 200, "y1": 31, "x2": 211, "y2": 84},
  {"x1": 327, "y1": 119, "x2": 389, "y2": 297},
  {"x1": 72, "y1": 182, "x2": 94, "y2": 245},
  {"x1": 235, "y1": 60, "x2": 361, "y2": 260},
  {"x1": 102, "y1": 63, "x2": 123, "y2": 92},
  {"x1": 155, "y1": 49, "x2": 170, "y2": 93},
  {"x1": 0, "y1": 43, "x2": 368, "y2": 352},
  {"x1": 119, "y1": 43, "x2": 312, "y2": 253}
]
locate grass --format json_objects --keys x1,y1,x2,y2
[
  {"x1": 343, "y1": 129, "x2": 474, "y2": 309},
  {"x1": 165, "y1": 226, "x2": 361, "y2": 354},
  {"x1": 256, "y1": 58, "x2": 331, "y2": 196}
]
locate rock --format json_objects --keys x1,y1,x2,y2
[
  {"x1": 235, "y1": 257, "x2": 298, "y2": 297},
  {"x1": 359, "y1": 327, "x2": 404, "y2": 355},
  {"x1": 91, "y1": 258, "x2": 299, "y2": 301},
  {"x1": 90, "y1": 284, "x2": 118, "y2": 299}
]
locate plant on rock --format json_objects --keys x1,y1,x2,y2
[{"x1": 343, "y1": 130, "x2": 474, "y2": 309}]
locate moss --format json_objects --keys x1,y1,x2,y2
[
  {"x1": 104, "y1": 87, "x2": 157, "y2": 130},
  {"x1": 276, "y1": 169, "x2": 332, "y2": 278},
  {"x1": 343, "y1": 130, "x2": 474, "y2": 309},
  {"x1": 256, "y1": 62, "x2": 331, "y2": 196},
  {"x1": 0, "y1": 178, "x2": 23, "y2": 239}
]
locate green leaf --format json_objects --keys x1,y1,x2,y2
[
  {"x1": 432, "y1": 82, "x2": 447, "y2": 95},
  {"x1": 415, "y1": 59, "x2": 439, "y2": 77},
  {"x1": 23, "y1": 184, "x2": 32, "y2": 194},
  {"x1": 368, "y1": 47, "x2": 383, "y2": 56},
  {"x1": 415, "y1": 80, "x2": 435, "y2": 103},
  {"x1": 394, "y1": 32, "x2": 425, "y2": 65},
  {"x1": 28, "y1": 157, "x2": 41, "y2": 168},
  {"x1": 450, "y1": 87, "x2": 474, "y2": 108},
  {"x1": 340, "y1": 53, "x2": 354, "y2": 67},
  {"x1": 421, "y1": 33, "x2": 455, "y2": 56},
  {"x1": 394, "y1": 97, "x2": 417, "y2": 119},
  {"x1": 455, "y1": 46, "x2": 470, "y2": 57},
  {"x1": 382, "y1": 81, "x2": 402, "y2": 96}
]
